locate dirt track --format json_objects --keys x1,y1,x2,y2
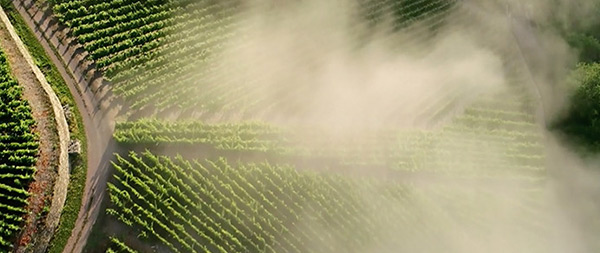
[
  {"x1": 9, "y1": 1, "x2": 552, "y2": 252},
  {"x1": 0, "y1": 4, "x2": 74, "y2": 252},
  {"x1": 12, "y1": 1, "x2": 122, "y2": 252},
  {"x1": 0, "y1": 7, "x2": 59, "y2": 252}
]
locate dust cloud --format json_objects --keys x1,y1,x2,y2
[
  {"x1": 173, "y1": 0, "x2": 600, "y2": 252},
  {"x1": 199, "y1": 0, "x2": 507, "y2": 130}
]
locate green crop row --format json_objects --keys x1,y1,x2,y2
[
  {"x1": 113, "y1": 118, "x2": 545, "y2": 177},
  {"x1": 0, "y1": 47, "x2": 38, "y2": 251},
  {"x1": 106, "y1": 151, "x2": 412, "y2": 252},
  {"x1": 104, "y1": 150, "x2": 557, "y2": 252},
  {"x1": 51, "y1": 0, "x2": 457, "y2": 113}
]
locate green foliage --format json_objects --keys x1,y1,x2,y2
[
  {"x1": 0, "y1": 0, "x2": 11, "y2": 9},
  {"x1": 567, "y1": 33, "x2": 600, "y2": 63},
  {"x1": 50, "y1": 0, "x2": 551, "y2": 252},
  {"x1": 392, "y1": 0, "x2": 456, "y2": 26},
  {"x1": 358, "y1": 0, "x2": 456, "y2": 28},
  {"x1": 114, "y1": 119, "x2": 287, "y2": 152},
  {"x1": 104, "y1": 150, "x2": 553, "y2": 253},
  {"x1": 557, "y1": 63, "x2": 600, "y2": 150},
  {"x1": 555, "y1": 2, "x2": 600, "y2": 153},
  {"x1": 51, "y1": 0, "x2": 457, "y2": 113},
  {"x1": 1, "y1": 6, "x2": 88, "y2": 253},
  {"x1": 114, "y1": 113, "x2": 545, "y2": 178},
  {"x1": 106, "y1": 151, "x2": 404, "y2": 252},
  {"x1": 105, "y1": 237, "x2": 139, "y2": 253},
  {"x1": 0, "y1": 48, "x2": 38, "y2": 252}
]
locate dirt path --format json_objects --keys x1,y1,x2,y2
[
  {"x1": 9, "y1": 1, "x2": 550, "y2": 252},
  {"x1": 0, "y1": 7, "x2": 59, "y2": 252},
  {"x1": 0, "y1": 4, "x2": 72, "y2": 252},
  {"x1": 11, "y1": 1, "x2": 122, "y2": 252}
]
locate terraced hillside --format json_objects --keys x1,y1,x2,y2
[
  {"x1": 51, "y1": 0, "x2": 460, "y2": 115},
  {"x1": 101, "y1": 51, "x2": 549, "y2": 253},
  {"x1": 114, "y1": 107, "x2": 544, "y2": 180},
  {"x1": 105, "y1": 151, "x2": 552, "y2": 253},
  {"x1": 0, "y1": 48, "x2": 38, "y2": 251},
  {"x1": 106, "y1": 73, "x2": 547, "y2": 252},
  {"x1": 44, "y1": 0, "x2": 554, "y2": 252}
]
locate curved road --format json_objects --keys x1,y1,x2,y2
[
  {"x1": 11, "y1": 0, "x2": 551, "y2": 253},
  {"x1": 11, "y1": 1, "x2": 121, "y2": 252}
]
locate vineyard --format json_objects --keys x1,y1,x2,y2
[
  {"x1": 28, "y1": 0, "x2": 566, "y2": 252},
  {"x1": 105, "y1": 237, "x2": 138, "y2": 253},
  {"x1": 113, "y1": 98, "x2": 544, "y2": 180},
  {"x1": 101, "y1": 85, "x2": 550, "y2": 251},
  {"x1": 105, "y1": 151, "x2": 553, "y2": 253},
  {"x1": 50, "y1": 0, "x2": 460, "y2": 114},
  {"x1": 0, "y1": 48, "x2": 38, "y2": 251}
]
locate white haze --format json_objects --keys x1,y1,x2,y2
[
  {"x1": 206, "y1": 0, "x2": 507, "y2": 130},
  {"x1": 168, "y1": 0, "x2": 600, "y2": 252}
]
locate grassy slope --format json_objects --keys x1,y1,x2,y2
[{"x1": 1, "y1": 3, "x2": 87, "y2": 253}]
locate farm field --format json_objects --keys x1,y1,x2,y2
[
  {"x1": 105, "y1": 151, "x2": 553, "y2": 253},
  {"x1": 49, "y1": 0, "x2": 558, "y2": 251},
  {"x1": 0, "y1": 48, "x2": 38, "y2": 251},
  {"x1": 50, "y1": 0, "x2": 460, "y2": 116},
  {"x1": 4, "y1": 0, "x2": 600, "y2": 252},
  {"x1": 114, "y1": 113, "x2": 545, "y2": 180},
  {"x1": 45, "y1": 0, "x2": 558, "y2": 252},
  {"x1": 101, "y1": 87, "x2": 549, "y2": 251},
  {"x1": 0, "y1": 2, "x2": 91, "y2": 251}
]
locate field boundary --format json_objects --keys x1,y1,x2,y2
[
  {"x1": 0, "y1": 5, "x2": 70, "y2": 252},
  {"x1": 11, "y1": 0, "x2": 121, "y2": 252}
]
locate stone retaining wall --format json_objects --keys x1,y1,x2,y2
[{"x1": 0, "y1": 5, "x2": 70, "y2": 253}]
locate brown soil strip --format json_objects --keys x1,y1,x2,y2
[
  {"x1": 0, "y1": 8, "x2": 57, "y2": 253},
  {"x1": 0, "y1": 5, "x2": 70, "y2": 253},
  {"x1": 12, "y1": 1, "x2": 122, "y2": 252}
]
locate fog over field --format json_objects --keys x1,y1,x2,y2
[
  {"x1": 162, "y1": 0, "x2": 600, "y2": 252},
  {"x1": 207, "y1": 0, "x2": 507, "y2": 129}
]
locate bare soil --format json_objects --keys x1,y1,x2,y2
[
  {"x1": 13, "y1": 1, "x2": 122, "y2": 252},
  {"x1": 0, "y1": 15, "x2": 58, "y2": 253}
]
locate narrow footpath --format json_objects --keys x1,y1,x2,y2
[
  {"x1": 0, "y1": 5, "x2": 69, "y2": 252},
  {"x1": 11, "y1": 1, "x2": 122, "y2": 252}
]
